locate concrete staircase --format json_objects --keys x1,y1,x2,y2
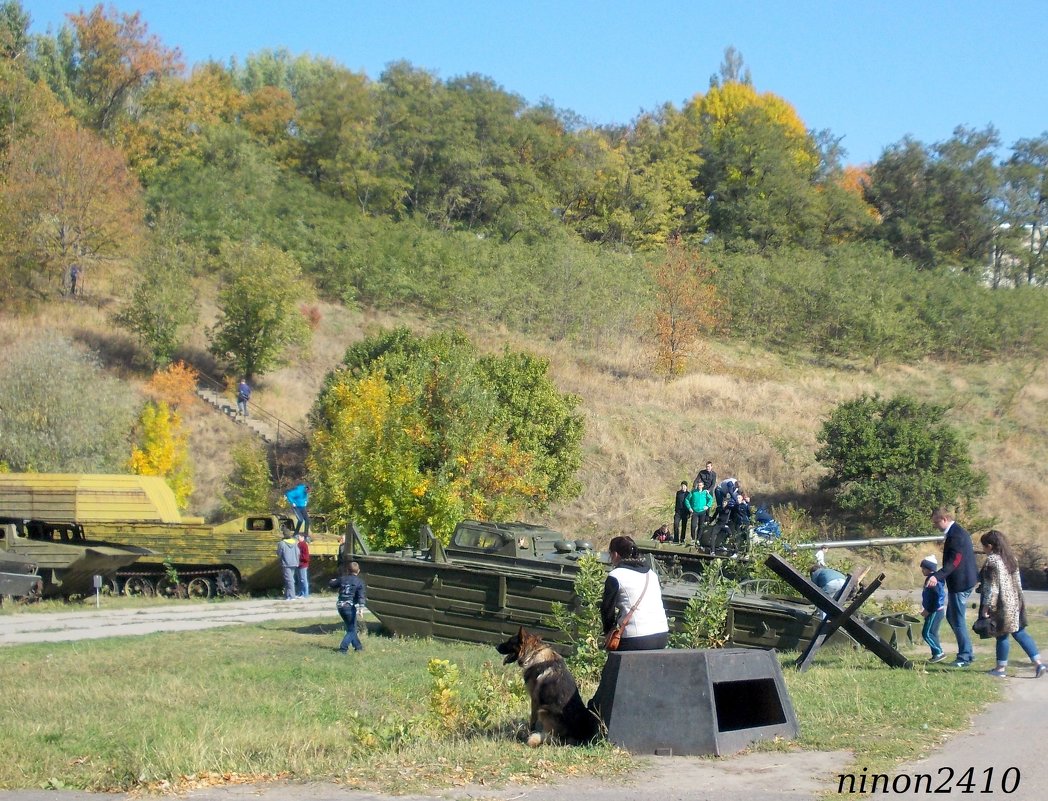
[{"x1": 195, "y1": 387, "x2": 278, "y2": 443}]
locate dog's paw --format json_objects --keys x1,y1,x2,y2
[{"x1": 526, "y1": 732, "x2": 544, "y2": 748}]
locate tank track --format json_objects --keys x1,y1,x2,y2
[{"x1": 113, "y1": 565, "x2": 240, "y2": 599}]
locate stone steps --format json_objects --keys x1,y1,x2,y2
[{"x1": 195, "y1": 387, "x2": 276, "y2": 444}]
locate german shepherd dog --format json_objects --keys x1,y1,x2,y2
[{"x1": 496, "y1": 627, "x2": 600, "y2": 747}]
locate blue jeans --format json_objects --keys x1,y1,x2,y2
[
  {"x1": 292, "y1": 506, "x2": 310, "y2": 535},
  {"x1": 338, "y1": 605, "x2": 363, "y2": 652},
  {"x1": 995, "y1": 627, "x2": 1040, "y2": 665},
  {"x1": 946, "y1": 588, "x2": 974, "y2": 664},
  {"x1": 296, "y1": 566, "x2": 309, "y2": 597},
  {"x1": 922, "y1": 610, "x2": 944, "y2": 657}
]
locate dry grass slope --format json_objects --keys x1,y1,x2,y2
[{"x1": 3, "y1": 278, "x2": 1047, "y2": 584}]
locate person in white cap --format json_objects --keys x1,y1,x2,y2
[{"x1": 920, "y1": 555, "x2": 947, "y2": 663}]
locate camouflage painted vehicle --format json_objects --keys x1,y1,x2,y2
[
  {"x1": 635, "y1": 539, "x2": 752, "y2": 580},
  {"x1": 0, "y1": 517, "x2": 149, "y2": 598},
  {"x1": 347, "y1": 520, "x2": 700, "y2": 647},
  {"x1": 0, "y1": 542, "x2": 42, "y2": 600},
  {"x1": 0, "y1": 474, "x2": 340, "y2": 598}
]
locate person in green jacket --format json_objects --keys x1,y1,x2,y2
[{"x1": 685, "y1": 485, "x2": 714, "y2": 547}]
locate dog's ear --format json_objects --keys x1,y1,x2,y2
[{"x1": 518, "y1": 625, "x2": 527, "y2": 638}]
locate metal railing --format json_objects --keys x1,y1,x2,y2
[{"x1": 194, "y1": 369, "x2": 308, "y2": 445}]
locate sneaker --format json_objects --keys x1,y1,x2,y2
[
  {"x1": 1036, "y1": 664, "x2": 1047, "y2": 679},
  {"x1": 987, "y1": 667, "x2": 1007, "y2": 678},
  {"x1": 929, "y1": 653, "x2": 948, "y2": 664},
  {"x1": 950, "y1": 660, "x2": 971, "y2": 668}
]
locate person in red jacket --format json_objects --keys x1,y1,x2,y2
[{"x1": 295, "y1": 532, "x2": 311, "y2": 598}]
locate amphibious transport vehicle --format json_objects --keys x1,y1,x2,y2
[{"x1": 0, "y1": 474, "x2": 340, "y2": 598}]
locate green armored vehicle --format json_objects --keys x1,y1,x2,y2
[
  {"x1": 0, "y1": 518, "x2": 149, "y2": 598},
  {"x1": 349, "y1": 518, "x2": 865, "y2": 654},
  {"x1": 347, "y1": 519, "x2": 705, "y2": 647},
  {"x1": 0, "y1": 543, "x2": 42, "y2": 600},
  {"x1": 0, "y1": 473, "x2": 340, "y2": 598}
]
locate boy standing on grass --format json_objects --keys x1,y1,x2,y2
[{"x1": 921, "y1": 555, "x2": 947, "y2": 663}]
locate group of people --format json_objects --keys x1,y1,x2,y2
[
  {"x1": 917, "y1": 509, "x2": 1046, "y2": 678},
  {"x1": 808, "y1": 509, "x2": 1045, "y2": 678},
  {"x1": 660, "y1": 461, "x2": 753, "y2": 555},
  {"x1": 275, "y1": 487, "x2": 368, "y2": 654},
  {"x1": 274, "y1": 482, "x2": 314, "y2": 600}
]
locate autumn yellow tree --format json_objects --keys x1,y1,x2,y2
[
  {"x1": 128, "y1": 400, "x2": 193, "y2": 509},
  {"x1": 67, "y1": 4, "x2": 182, "y2": 132},
  {"x1": 647, "y1": 239, "x2": 723, "y2": 376},
  {"x1": 0, "y1": 110, "x2": 143, "y2": 291}
]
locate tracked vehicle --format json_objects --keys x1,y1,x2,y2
[
  {"x1": 0, "y1": 545, "x2": 42, "y2": 600},
  {"x1": 0, "y1": 474, "x2": 339, "y2": 598},
  {"x1": 0, "y1": 518, "x2": 148, "y2": 598}
]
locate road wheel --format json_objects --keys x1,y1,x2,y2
[
  {"x1": 187, "y1": 577, "x2": 213, "y2": 599},
  {"x1": 156, "y1": 576, "x2": 184, "y2": 599},
  {"x1": 214, "y1": 569, "x2": 239, "y2": 597},
  {"x1": 123, "y1": 576, "x2": 155, "y2": 597}
]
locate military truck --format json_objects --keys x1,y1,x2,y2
[{"x1": 0, "y1": 474, "x2": 340, "y2": 598}]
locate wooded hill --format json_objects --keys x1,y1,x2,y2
[{"x1": 2, "y1": 5, "x2": 1048, "y2": 568}]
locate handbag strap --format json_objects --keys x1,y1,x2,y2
[{"x1": 619, "y1": 573, "x2": 651, "y2": 630}]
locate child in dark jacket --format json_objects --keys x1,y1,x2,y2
[{"x1": 921, "y1": 555, "x2": 947, "y2": 663}]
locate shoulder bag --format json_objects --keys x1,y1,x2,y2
[{"x1": 605, "y1": 573, "x2": 650, "y2": 651}]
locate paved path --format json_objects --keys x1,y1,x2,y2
[{"x1": 0, "y1": 597, "x2": 337, "y2": 646}]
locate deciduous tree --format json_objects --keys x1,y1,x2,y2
[
  {"x1": 207, "y1": 241, "x2": 313, "y2": 381},
  {"x1": 66, "y1": 4, "x2": 182, "y2": 131},
  {"x1": 310, "y1": 329, "x2": 583, "y2": 547},
  {"x1": 128, "y1": 400, "x2": 193, "y2": 509},
  {"x1": 647, "y1": 240, "x2": 723, "y2": 375},
  {"x1": 114, "y1": 218, "x2": 199, "y2": 366},
  {"x1": 1, "y1": 110, "x2": 143, "y2": 291}
]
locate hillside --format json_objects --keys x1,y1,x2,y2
[{"x1": 4, "y1": 279, "x2": 1046, "y2": 588}]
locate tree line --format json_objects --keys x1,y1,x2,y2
[{"x1": 3, "y1": 5, "x2": 1048, "y2": 370}]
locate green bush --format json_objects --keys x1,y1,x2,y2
[
  {"x1": 310, "y1": 328, "x2": 584, "y2": 548},
  {"x1": 0, "y1": 333, "x2": 138, "y2": 472},
  {"x1": 545, "y1": 553, "x2": 608, "y2": 685},
  {"x1": 816, "y1": 393, "x2": 987, "y2": 534}
]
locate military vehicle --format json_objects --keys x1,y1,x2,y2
[
  {"x1": 0, "y1": 473, "x2": 340, "y2": 598},
  {"x1": 0, "y1": 545, "x2": 42, "y2": 601},
  {"x1": 346, "y1": 519, "x2": 705, "y2": 647},
  {"x1": 0, "y1": 517, "x2": 149, "y2": 598},
  {"x1": 635, "y1": 539, "x2": 752, "y2": 580}
]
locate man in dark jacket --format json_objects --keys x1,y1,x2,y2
[
  {"x1": 672, "y1": 481, "x2": 690, "y2": 544},
  {"x1": 694, "y1": 461, "x2": 717, "y2": 491},
  {"x1": 329, "y1": 561, "x2": 367, "y2": 653},
  {"x1": 927, "y1": 508, "x2": 978, "y2": 667}
]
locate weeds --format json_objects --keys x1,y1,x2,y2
[{"x1": 544, "y1": 553, "x2": 607, "y2": 684}]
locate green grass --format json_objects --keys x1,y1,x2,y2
[{"x1": 1, "y1": 608, "x2": 1043, "y2": 794}]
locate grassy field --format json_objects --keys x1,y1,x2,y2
[{"x1": 3, "y1": 606, "x2": 1041, "y2": 794}]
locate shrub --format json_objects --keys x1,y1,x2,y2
[
  {"x1": 816, "y1": 393, "x2": 987, "y2": 535},
  {"x1": 0, "y1": 333, "x2": 138, "y2": 472},
  {"x1": 668, "y1": 564, "x2": 735, "y2": 649},
  {"x1": 219, "y1": 439, "x2": 273, "y2": 518},
  {"x1": 545, "y1": 553, "x2": 608, "y2": 685}
]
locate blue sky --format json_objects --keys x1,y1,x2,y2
[{"x1": 26, "y1": 1, "x2": 1047, "y2": 165}]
